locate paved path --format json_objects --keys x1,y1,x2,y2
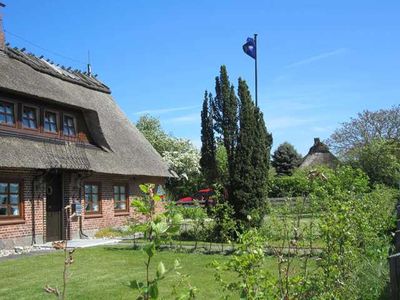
[{"x1": 0, "y1": 239, "x2": 122, "y2": 262}]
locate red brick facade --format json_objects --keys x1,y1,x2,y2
[{"x1": 0, "y1": 168, "x2": 165, "y2": 249}]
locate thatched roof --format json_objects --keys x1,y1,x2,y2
[
  {"x1": 299, "y1": 138, "x2": 339, "y2": 169},
  {"x1": 0, "y1": 47, "x2": 172, "y2": 177}
]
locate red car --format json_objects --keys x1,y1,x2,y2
[{"x1": 177, "y1": 188, "x2": 215, "y2": 207}]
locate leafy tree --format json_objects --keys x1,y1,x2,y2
[
  {"x1": 136, "y1": 115, "x2": 201, "y2": 199},
  {"x1": 200, "y1": 91, "x2": 218, "y2": 185},
  {"x1": 136, "y1": 114, "x2": 170, "y2": 154},
  {"x1": 327, "y1": 105, "x2": 400, "y2": 156},
  {"x1": 347, "y1": 139, "x2": 400, "y2": 187},
  {"x1": 271, "y1": 142, "x2": 302, "y2": 176}
]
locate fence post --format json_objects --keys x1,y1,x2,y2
[{"x1": 389, "y1": 253, "x2": 400, "y2": 300}]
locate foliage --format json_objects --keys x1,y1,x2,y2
[
  {"x1": 200, "y1": 91, "x2": 218, "y2": 185},
  {"x1": 327, "y1": 105, "x2": 400, "y2": 156},
  {"x1": 95, "y1": 227, "x2": 131, "y2": 238},
  {"x1": 212, "y1": 229, "x2": 276, "y2": 299},
  {"x1": 211, "y1": 65, "x2": 238, "y2": 183},
  {"x1": 306, "y1": 168, "x2": 398, "y2": 299},
  {"x1": 346, "y1": 138, "x2": 400, "y2": 187},
  {"x1": 210, "y1": 195, "x2": 236, "y2": 244},
  {"x1": 136, "y1": 115, "x2": 201, "y2": 199},
  {"x1": 231, "y1": 79, "x2": 271, "y2": 227},
  {"x1": 268, "y1": 169, "x2": 311, "y2": 198},
  {"x1": 215, "y1": 142, "x2": 229, "y2": 186},
  {"x1": 271, "y1": 142, "x2": 302, "y2": 176},
  {"x1": 130, "y1": 184, "x2": 195, "y2": 300},
  {"x1": 176, "y1": 202, "x2": 208, "y2": 249}
]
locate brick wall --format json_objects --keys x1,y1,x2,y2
[
  {"x1": 0, "y1": 168, "x2": 46, "y2": 248},
  {"x1": 0, "y1": 168, "x2": 166, "y2": 249},
  {"x1": 66, "y1": 172, "x2": 166, "y2": 238}
]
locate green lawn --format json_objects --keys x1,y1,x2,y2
[{"x1": 0, "y1": 245, "x2": 283, "y2": 300}]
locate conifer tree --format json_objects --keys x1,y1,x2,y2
[
  {"x1": 251, "y1": 107, "x2": 272, "y2": 224},
  {"x1": 231, "y1": 78, "x2": 256, "y2": 222},
  {"x1": 211, "y1": 66, "x2": 238, "y2": 185},
  {"x1": 200, "y1": 91, "x2": 218, "y2": 185},
  {"x1": 271, "y1": 142, "x2": 302, "y2": 176},
  {"x1": 231, "y1": 79, "x2": 272, "y2": 226}
]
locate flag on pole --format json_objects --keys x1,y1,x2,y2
[{"x1": 242, "y1": 37, "x2": 256, "y2": 59}]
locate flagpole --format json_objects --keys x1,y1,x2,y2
[{"x1": 254, "y1": 33, "x2": 258, "y2": 107}]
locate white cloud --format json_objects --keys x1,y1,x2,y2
[
  {"x1": 285, "y1": 48, "x2": 348, "y2": 68},
  {"x1": 134, "y1": 105, "x2": 200, "y2": 116}
]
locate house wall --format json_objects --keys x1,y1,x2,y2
[
  {"x1": 0, "y1": 168, "x2": 46, "y2": 249},
  {"x1": 0, "y1": 168, "x2": 166, "y2": 249}
]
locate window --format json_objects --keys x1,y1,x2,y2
[
  {"x1": 22, "y1": 106, "x2": 38, "y2": 129},
  {"x1": 63, "y1": 115, "x2": 76, "y2": 137},
  {"x1": 84, "y1": 184, "x2": 100, "y2": 214},
  {"x1": 44, "y1": 111, "x2": 58, "y2": 133},
  {"x1": 114, "y1": 185, "x2": 128, "y2": 211},
  {"x1": 0, "y1": 101, "x2": 15, "y2": 126},
  {"x1": 0, "y1": 181, "x2": 21, "y2": 218}
]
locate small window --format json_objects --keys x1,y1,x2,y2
[
  {"x1": 84, "y1": 184, "x2": 100, "y2": 214},
  {"x1": 44, "y1": 111, "x2": 58, "y2": 133},
  {"x1": 22, "y1": 106, "x2": 38, "y2": 129},
  {"x1": 0, "y1": 182, "x2": 21, "y2": 217},
  {"x1": 0, "y1": 101, "x2": 15, "y2": 126},
  {"x1": 63, "y1": 115, "x2": 76, "y2": 137},
  {"x1": 114, "y1": 185, "x2": 128, "y2": 211}
]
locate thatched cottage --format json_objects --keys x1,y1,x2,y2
[
  {"x1": 300, "y1": 138, "x2": 339, "y2": 169},
  {"x1": 0, "y1": 6, "x2": 171, "y2": 248}
]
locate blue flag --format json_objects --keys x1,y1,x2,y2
[{"x1": 243, "y1": 37, "x2": 256, "y2": 59}]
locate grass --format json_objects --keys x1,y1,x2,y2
[{"x1": 0, "y1": 245, "x2": 288, "y2": 300}]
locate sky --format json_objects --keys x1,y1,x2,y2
[{"x1": 2, "y1": 0, "x2": 400, "y2": 155}]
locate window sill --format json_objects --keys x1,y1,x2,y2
[
  {"x1": 84, "y1": 214, "x2": 102, "y2": 219},
  {"x1": 0, "y1": 218, "x2": 25, "y2": 225},
  {"x1": 114, "y1": 211, "x2": 130, "y2": 217}
]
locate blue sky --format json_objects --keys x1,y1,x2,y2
[{"x1": 3, "y1": 0, "x2": 400, "y2": 155}]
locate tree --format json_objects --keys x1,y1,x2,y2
[
  {"x1": 136, "y1": 115, "x2": 201, "y2": 199},
  {"x1": 271, "y1": 142, "x2": 302, "y2": 176},
  {"x1": 200, "y1": 91, "x2": 218, "y2": 185},
  {"x1": 347, "y1": 139, "x2": 400, "y2": 187},
  {"x1": 136, "y1": 114, "x2": 170, "y2": 154},
  {"x1": 327, "y1": 105, "x2": 400, "y2": 156},
  {"x1": 211, "y1": 66, "x2": 238, "y2": 186},
  {"x1": 231, "y1": 79, "x2": 272, "y2": 226},
  {"x1": 231, "y1": 78, "x2": 257, "y2": 222}
]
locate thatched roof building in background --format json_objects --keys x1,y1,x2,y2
[
  {"x1": 299, "y1": 138, "x2": 339, "y2": 169},
  {"x1": 0, "y1": 46, "x2": 172, "y2": 178}
]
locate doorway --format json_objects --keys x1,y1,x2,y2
[{"x1": 46, "y1": 173, "x2": 63, "y2": 242}]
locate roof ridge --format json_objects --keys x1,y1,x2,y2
[{"x1": 4, "y1": 45, "x2": 111, "y2": 94}]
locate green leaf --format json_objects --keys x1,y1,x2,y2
[
  {"x1": 153, "y1": 194, "x2": 161, "y2": 202},
  {"x1": 144, "y1": 242, "x2": 155, "y2": 258},
  {"x1": 139, "y1": 184, "x2": 149, "y2": 194},
  {"x1": 149, "y1": 283, "x2": 159, "y2": 299}
]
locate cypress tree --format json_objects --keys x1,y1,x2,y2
[
  {"x1": 200, "y1": 91, "x2": 218, "y2": 185},
  {"x1": 212, "y1": 66, "x2": 238, "y2": 180},
  {"x1": 251, "y1": 107, "x2": 272, "y2": 225},
  {"x1": 231, "y1": 79, "x2": 272, "y2": 227},
  {"x1": 231, "y1": 78, "x2": 257, "y2": 222}
]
